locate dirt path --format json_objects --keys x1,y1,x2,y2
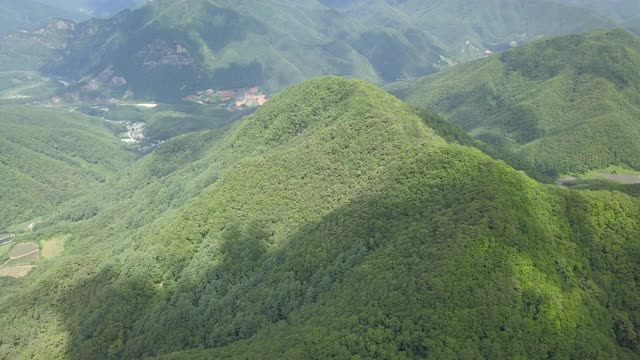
[{"x1": 0, "y1": 249, "x2": 39, "y2": 269}]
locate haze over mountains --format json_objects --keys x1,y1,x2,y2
[
  {"x1": 0, "y1": 0, "x2": 633, "y2": 101},
  {"x1": 0, "y1": 0, "x2": 83, "y2": 35},
  {"x1": 0, "y1": 1, "x2": 640, "y2": 359}
]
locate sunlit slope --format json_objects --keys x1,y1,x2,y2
[
  {"x1": 0, "y1": 78, "x2": 638, "y2": 359},
  {"x1": 389, "y1": 29, "x2": 640, "y2": 176}
]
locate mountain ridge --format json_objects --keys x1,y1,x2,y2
[
  {"x1": 388, "y1": 29, "x2": 640, "y2": 176},
  {"x1": 0, "y1": 78, "x2": 638, "y2": 359}
]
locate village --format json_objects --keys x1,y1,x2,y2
[{"x1": 182, "y1": 86, "x2": 268, "y2": 110}]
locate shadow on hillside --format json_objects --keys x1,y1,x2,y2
[{"x1": 51, "y1": 147, "x2": 638, "y2": 359}]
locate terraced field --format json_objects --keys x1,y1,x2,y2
[
  {"x1": 0, "y1": 242, "x2": 39, "y2": 278},
  {"x1": 0, "y1": 266, "x2": 35, "y2": 278}
]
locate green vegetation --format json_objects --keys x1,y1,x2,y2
[
  {"x1": 75, "y1": 103, "x2": 254, "y2": 142},
  {"x1": 41, "y1": 235, "x2": 68, "y2": 259},
  {"x1": 143, "y1": 105, "x2": 253, "y2": 141},
  {"x1": 0, "y1": 244, "x2": 11, "y2": 258},
  {"x1": 0, "y1": 78, "x2": 638, "y2": 359},
  {"x1": 0, "y1": 105, "x2": 137, "y2": 229},
  {"x1": 20, "y1": 0, "x2": 621, "y2": 102},
  {"x1": 42, "y1": 0, "x2": 445, "y2": 100},
  {"x1": 389, "y1": 29, "x2": 640, "y2": 177},
  {"x1": 0, "y1": 71, "x2": 63, "y2": 102}
]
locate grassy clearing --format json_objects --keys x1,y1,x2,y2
[
  {"x1": 0, "y1": 72, "x2": 61, "y2": 102},
  {"x1": 41, "y1": 235, "x2": 68, "y2": 259},
  {"x1": 559, "y1": 165, "x2": 640, "y2": 186},
  {"x1": 0, "y1": 244, "x2": 11, "y2": 258}
]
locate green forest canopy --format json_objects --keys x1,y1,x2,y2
[
  {"x1": 0, "y1": 78, "x2": 638, "y2": 359},
  {"x1": 388, "y1": 29, "x2": 640, "y2": 176}
]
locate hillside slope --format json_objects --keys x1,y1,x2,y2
[
  {"x1": 0, "y1": 105, "x2": 136, "y2": 229},
  {"x1": 0, "y1": 78, "x2": 638, "y2": 359},
  {"x1": 389, "y1": 29, "x2": 640, "y2": 176}
]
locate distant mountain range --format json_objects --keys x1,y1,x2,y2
[
  {"x1": 1, "y1": 0, "x2": 630, "y2": 102},
  {"x1": 388, "y1": 29, "x2": 640, "y2": 176},
  {"x1": 37, "y1": 0, "x2": 146, "y2": 18}
]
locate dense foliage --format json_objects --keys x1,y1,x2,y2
[
  {"x1": 0, "y1": 78, "x2": 638, "y2": 359},
  {"x1": 0, "y1": 105, "x2": 136, "y2": 229},
  {"x1": 389, "y1": 29, "x2": 640, "y2": 176}
]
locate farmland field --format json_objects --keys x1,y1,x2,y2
[
  {"x1": 0, "y1": 265, "x2": 35, "y2": 278},
  {"x1": 0, "y1": 234, "x2": 13, "y2": 246},
  {"x1": 7, "y1": 242, "x2": 39, "y2": 258},
  {"x1": 0, "y1": 242, "x2": 40, "y2": 278},
  {"x1": 5, "y1": 252, "x2": 39, "y2": 267}
]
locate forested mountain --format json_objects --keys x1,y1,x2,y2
[
  {"x1": 4, "y1": 0, "x2": 617, "y2": 101},
  {"x1": 0, "y1": 105, "x2": 136, "y2": 229},
  {"x1": 0, "y1": 0, "x2": 83, "y2": 35},
  {"x1": 1, "y1": 78, "x2": 639, "y2": 359},
  {"x1": 388, "y1": 29, "x2": 640, "y2": 176},
  {"x1": 39, "y1": 0, "x2": 447, "y2": 100}
]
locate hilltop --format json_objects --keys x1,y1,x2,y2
[
  {"x1": 0, "y1": 78, "x2": 638, "y2": 359},
  {"x1": 389, "y1": 29, "x2": 640, "y2": 176}
]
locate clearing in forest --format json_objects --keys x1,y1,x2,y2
[
  {"x1": 0, "y1": 242, "x2": 39, "y2": 278},
  {"x1": 41, "y1": 235, "x2": 68, "y2": 259}
]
